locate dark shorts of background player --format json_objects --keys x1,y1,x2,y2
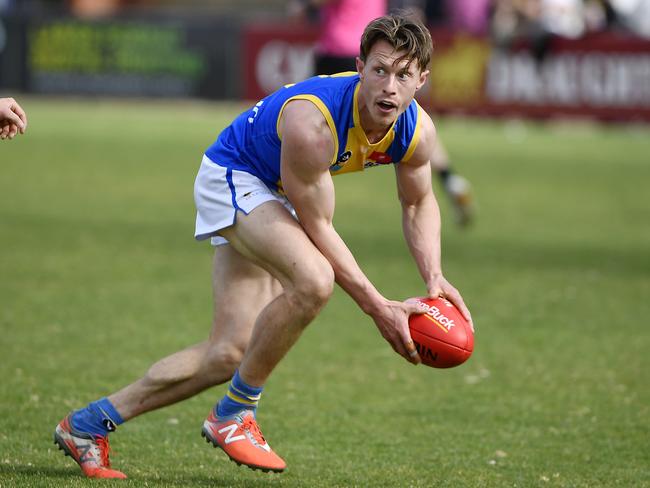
[{"x1": 314, "y1": 54, "x2": 357, "y2": 76}]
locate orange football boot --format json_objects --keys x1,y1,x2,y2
[
  {"x1": 54, "y1": 415, "x2": 127, "y2": 479},
  {"x1": 201, "y1": 409, "x2": 286, "y2": 473}
]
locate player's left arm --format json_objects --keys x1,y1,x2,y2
[{"x1": 396, "y1": 113, "x2": 474, "y2": 329}]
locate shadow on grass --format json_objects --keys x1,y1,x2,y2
[
  {"x1": 0, "y1": 464, "x2": 77, "y2": 479},
  {"x1": 0, "y1": 463, "x2": 286, "y2": 487},
  {"x1": 149, "y1": 473, "x2": 287, "y2": 487}
]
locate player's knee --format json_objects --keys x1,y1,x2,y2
[
  {"x1": 289, "y1": 259, "x2": 334, "y2": 316},
  {"x1": 205, "y1": 342, "x2": 245, "y2": 380}
]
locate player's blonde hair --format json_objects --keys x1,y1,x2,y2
[{"x1": 360, "y1": 13, "x2": 433, "y2": 71}]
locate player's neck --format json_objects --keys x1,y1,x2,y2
[{"x1": 357, "y1": 106, "x2": 391, "y2": 144}]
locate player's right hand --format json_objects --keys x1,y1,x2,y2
[
  {"x1": 370, "y1": 299, "x2": 429, "y2": 365},
  {"x1": 0, "y1": 97, "x2": 27, "y2": 140}
]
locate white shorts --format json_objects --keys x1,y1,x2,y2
[{"x1": 194, "y1": 155, "x2": 295, "y2": 246}]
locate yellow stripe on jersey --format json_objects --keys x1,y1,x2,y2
[
  {"x1": 401, "y1": 101, "x2": 423, "y2": 163},
  {"x1": 321, "y1": 71, "x2": 359, "y2": 78},
  {"x1": 276, "y1": 95, "x2": 339, "y2": 165}
]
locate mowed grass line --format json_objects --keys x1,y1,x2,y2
[{"x1": 1, "y1": 98, "x2": 649, "y2": 487}]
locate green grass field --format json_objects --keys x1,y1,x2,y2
[{"x1": 1, "y1": 98, "x2": 649, "y2": 487}]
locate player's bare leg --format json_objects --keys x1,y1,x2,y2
[
  {"x1": 55, "y1": 244, "x2": 280, "y2": 478},
  {"x1": 219, "y1": 201, "x2": 334, "y2": 386},
  {"x1": 108, "y1": 245, "x2": 281, "y2": 420},
  {"x1": 201, "y1": 200, "x2": 335, "y2": 472}
]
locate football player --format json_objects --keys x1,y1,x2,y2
[{"x1": 54, "y1": 13, "x2": 473, "y2": 477}]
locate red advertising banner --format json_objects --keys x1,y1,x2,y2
[
  {"x1": 243, "y1": 24, "x2": 650, "y2": 122},
  {"x1": 243, "y1": 23, "x2": 318, "y2": 102},
  {"x1": 427, "y1": 30, "x2": 650, "y2": 121}
]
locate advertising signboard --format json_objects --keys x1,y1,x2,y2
[{"x1": 242, "y1": 24, "x2": 650, "y2": 121}]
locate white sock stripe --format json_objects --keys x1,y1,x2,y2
[{"x1": 229, "y1": 384, "x2": 262, "y2": 402}]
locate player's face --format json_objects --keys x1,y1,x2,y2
[{"x1": 356, "y1": 40, "x2": 429, "y2": 130}]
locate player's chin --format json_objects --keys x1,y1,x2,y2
[{"x1": 374, "y1": 108, "x2": 398, "y2": 126}]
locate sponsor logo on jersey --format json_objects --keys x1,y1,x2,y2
[{"x1": 363, "y1": 151, "x2": 393, "y2": 168}]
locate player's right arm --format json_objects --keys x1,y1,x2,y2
[{"x1": 279, "y1": 99, "x2": 424, "y2": 364}]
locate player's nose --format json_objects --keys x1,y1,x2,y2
[{"x1": 383, "y1": 74, "x2": 397, "y2": 94}]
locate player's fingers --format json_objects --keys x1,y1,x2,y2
[
  {"x1": 2, "y1": 108, "x2": 23, "y2": 130},
  {"x1": 426, "y1": 285, "x2": 441, "y2": 299},
  {"x1": 394, "y1": 338, "x2": 419, "y2": 365},
  {"x1": 11, "y1": 101, "x2": 27, "y2": 129},
  {"x1": 2, "y1": 125, "x2": 15, "y2": 139},
  {"x1": 405, "y1": 339, "x2": 420, "y2": 364},
  {"x1": 398, "y1": 321, "x2": 420, "y2": 365},
  {"x1": 385, "y1": 320, "x2": 419, "y2": 364},
  {"x1": 405, "y1": 298, "x2": 428, "y2": 315},
  {"x1": 445, "y1": 289, "x2": 474, "y2": 332},
  {"x1": 388, "y1": 334, "x2": 416, "y2": 364}
]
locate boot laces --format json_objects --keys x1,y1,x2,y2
[
  {"x1": 95, "y1": 436, "x2": 112, "y2": 468},
  {"x1": 241, "y1": 416, "x2": 266, "y2": 446}
]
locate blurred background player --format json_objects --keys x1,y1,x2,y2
[
  {"x1": 490, "y1": 0, "x2": 626, "y2": 64},
  {"x1": 0, "y1": 97, "x2": 28, "y2": 140},
  {"x1": 289, "y1": 0, "x2": 475, "y2": 226}
]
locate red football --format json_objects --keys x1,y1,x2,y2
[{"x1": 408, "y1": 297, "x2": 474, "y2": 368}]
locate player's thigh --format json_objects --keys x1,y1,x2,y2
[
  {"x1": 218, "y1": 201, "x2": 333, "y2": 291},
  {"x1": 209, "y1": 243, "x2": 282, "y2": 346}
]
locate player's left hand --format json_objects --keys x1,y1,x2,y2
[{"x1": 426, "y1": 274, "x2": 474, "y2": 332}]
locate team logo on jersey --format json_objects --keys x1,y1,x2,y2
[
  {"x1": 330, "y1": 150, "x2": 352, "y2": 172},
  {"x1": 337, "y1": 151, "x2": 352, "y2": 163}
]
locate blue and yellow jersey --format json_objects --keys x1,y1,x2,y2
[{"x1": 205, "y1": 73, "x2": 422, "y2": 191}]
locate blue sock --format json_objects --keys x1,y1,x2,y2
[
  {"x1": 70, "y1": 397, "x2": 124, "y2": 437},
  {"x1": 216, "y1": 370, "x2": 263, "y2": 418}
]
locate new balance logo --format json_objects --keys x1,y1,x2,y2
[
  {"x1": 218, "y1": 424, "x2": 246, "y2": 444},
  {"x1": 76, "y1": 443, "x2": 93, "y2": 463}
]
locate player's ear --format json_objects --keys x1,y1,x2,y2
[
  {"x1": 356, "y1": 57, "x2": 365, "y2": 78},
  {"x1": 416, "y1": 69, "x2": 429, "y2": 91}
]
